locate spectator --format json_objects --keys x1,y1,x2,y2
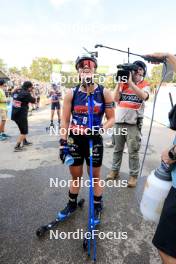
[
  {"x1": 11, "y1": 81, "x2": 36, "y2": 152},
  {"x1": 0, "y1": 79, "x2": 10, "y2": 140}
]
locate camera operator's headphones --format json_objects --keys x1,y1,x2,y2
[
  {"x1": 75, "y1": 54, "x2": 98, "y2": 70},
  {"x1": 133, "y1": 60, "x2": 147, "y2": 77}
]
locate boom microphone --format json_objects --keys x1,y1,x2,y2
[
  {"x1": 94, "y1": 43, "x2": 167, "y2": 64},
  {"x1": 95, "y1": 44, "x2": 103, "y2": 48},
  {"x1": 142, "y1": 55, "x2": 167, "y2": 63}
]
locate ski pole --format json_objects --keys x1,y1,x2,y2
[{"x1": 87, "y1": 88, "x2": 96, "y2": 261}]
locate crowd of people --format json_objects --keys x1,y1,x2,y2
[
  {"x1": 0, "y1": 72, "x2": 61, "y2": 149},
  {"x1": 0, "y1": 53, "x2": 176, "y2": 264}
]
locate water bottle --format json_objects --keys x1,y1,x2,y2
[{"x1": 64, "y1": 154, "x2": 74, "y2": 166}]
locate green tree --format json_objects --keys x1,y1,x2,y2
[
  {"x1": 20, "y1": 66, "x2": 30, "y2": 77},
  {"x1": 9, "y1": 66, "x2": 20, "y2": 74},
  {"x1": 172, "y1": 73, "x2": 176, "y2": 83},
  {"x1": 104, "y1": 75, "x2": 116, "y2": 89},
  {"x1": 30, "y1": 57, "x2": 62, "y2": 82},
  {"x1": 0, "y1": 58, "x2": 7, "y2": 71},
  {"x1": 150, "y1": 65, "x2": 163, "y2": 91}
]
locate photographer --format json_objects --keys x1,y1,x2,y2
[
  {"x1": 11, "y1": 81, "x2": 36, "y2": 152},
  {"x1": 146, "y1": 53, "x2": 176, "y2": 264},
  {"x1": 106, "y1": 61, "x2": 150, "y2": 187}
]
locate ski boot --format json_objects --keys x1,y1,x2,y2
[{"x1": 57, "y1": 201, "x2": 77, "y2": 221}]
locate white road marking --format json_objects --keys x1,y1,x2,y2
[{"x1": 0, "y1": 174, "x2": 15, "y2": 179}]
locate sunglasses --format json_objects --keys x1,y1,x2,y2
[{"x1": 77, "y1": 60, "x2": 96, "y2": 69}]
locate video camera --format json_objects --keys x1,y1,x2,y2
[{"x1": 116, "y1": 63, "x2": 139, "y2": 83}]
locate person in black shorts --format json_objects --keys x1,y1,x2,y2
[
  {"x1": 147, "y1": 52, "x2": 176, "y2": 264},
  {"x1": 49, "y1": 84, "x2": 61, "y2": 128},
  {"x1": 11, "y1": 81, "x2": 36, "y2": 152},
  {"x1": 58, "y1": 54, "x2": 115, "y2": 224}
]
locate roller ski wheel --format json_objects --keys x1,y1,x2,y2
[
  {"x1": 46, "y1": 123, "x2": 55, "y2": 133},
  {"x1": 36, "y1": 226, "x2": 47, "y2": 237},
  {"x1": 36, "y1": 198, "x2": 85, "y2": 238}
]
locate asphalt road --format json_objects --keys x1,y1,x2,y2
[{"x1": 0, "y1": 107, "x2": 175, "y2": 264}]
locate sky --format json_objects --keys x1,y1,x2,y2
[{"x1": 0, "y1": 0, "x2": 176, "y2": 69}]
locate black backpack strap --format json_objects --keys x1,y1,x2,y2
[{"x1": 71, "y1": 85, "x2": 80, "y2": 112}]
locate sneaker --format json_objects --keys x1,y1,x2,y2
[
  {"x1": 14, "y1": 146, "x2": 25, "y2": 152},
  {"x1": 128, "y1": 176, "x2": 137, "y2": 188},
  {"x1": 1, "y1": 133, "x2": 11, "y2": 138},
  {"x1": 23, "y1": 141, "x2": 33, "y2": 146},
  {"x1": 0, "y1": 135, "x2": 7, "y2": 141},
  {"x1": 57, "y1": 202, "x2": 77, "y2": 220},
  {"x1": 50, "y1": 122, "x2": 54, "y2": 127},
  {"x1": 106, "y1": 170, "x2": 119, "y2": 181}
]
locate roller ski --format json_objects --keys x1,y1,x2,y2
[
  {"x1": 36, "y1": 198, "x2": 85, "y2": 237},
  {"x1": 45, "y1": 121, "x2": 55, "y2": 133}
]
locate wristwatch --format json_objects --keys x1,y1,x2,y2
[{"x1": 168, "y1": 146, "x2": 176, "y2": 160}]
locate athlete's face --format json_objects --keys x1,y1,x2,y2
[
  {"x1": 78, "y1": 66, "x2": 96, "y2": 85},
  {"x1": 78, "y1": 59, "x2": 96, "y2": 79}
]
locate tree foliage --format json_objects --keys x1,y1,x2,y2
[
  {"x1": 9, "y1": 66, "x2": 20, "y2": 74},
  {"x1": 149, "y1": 65, "x2": 163, "y2": 91},
  {"x1": 29, "y1": 57, "x2": 62, "y2": 82},
  {"x1": 0, "y1": 58, "x2": 7, "y2": 71}
]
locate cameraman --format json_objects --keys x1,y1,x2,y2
[
  {"x1": 106, "y1": 61, "x2": 150, "y2": 187},
  {"x1": 11, "y1": 81, "x2": 36, "y2": 152},
  {"x1": 146, "y1": 53, "x2": 176, "y2": 264}
]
